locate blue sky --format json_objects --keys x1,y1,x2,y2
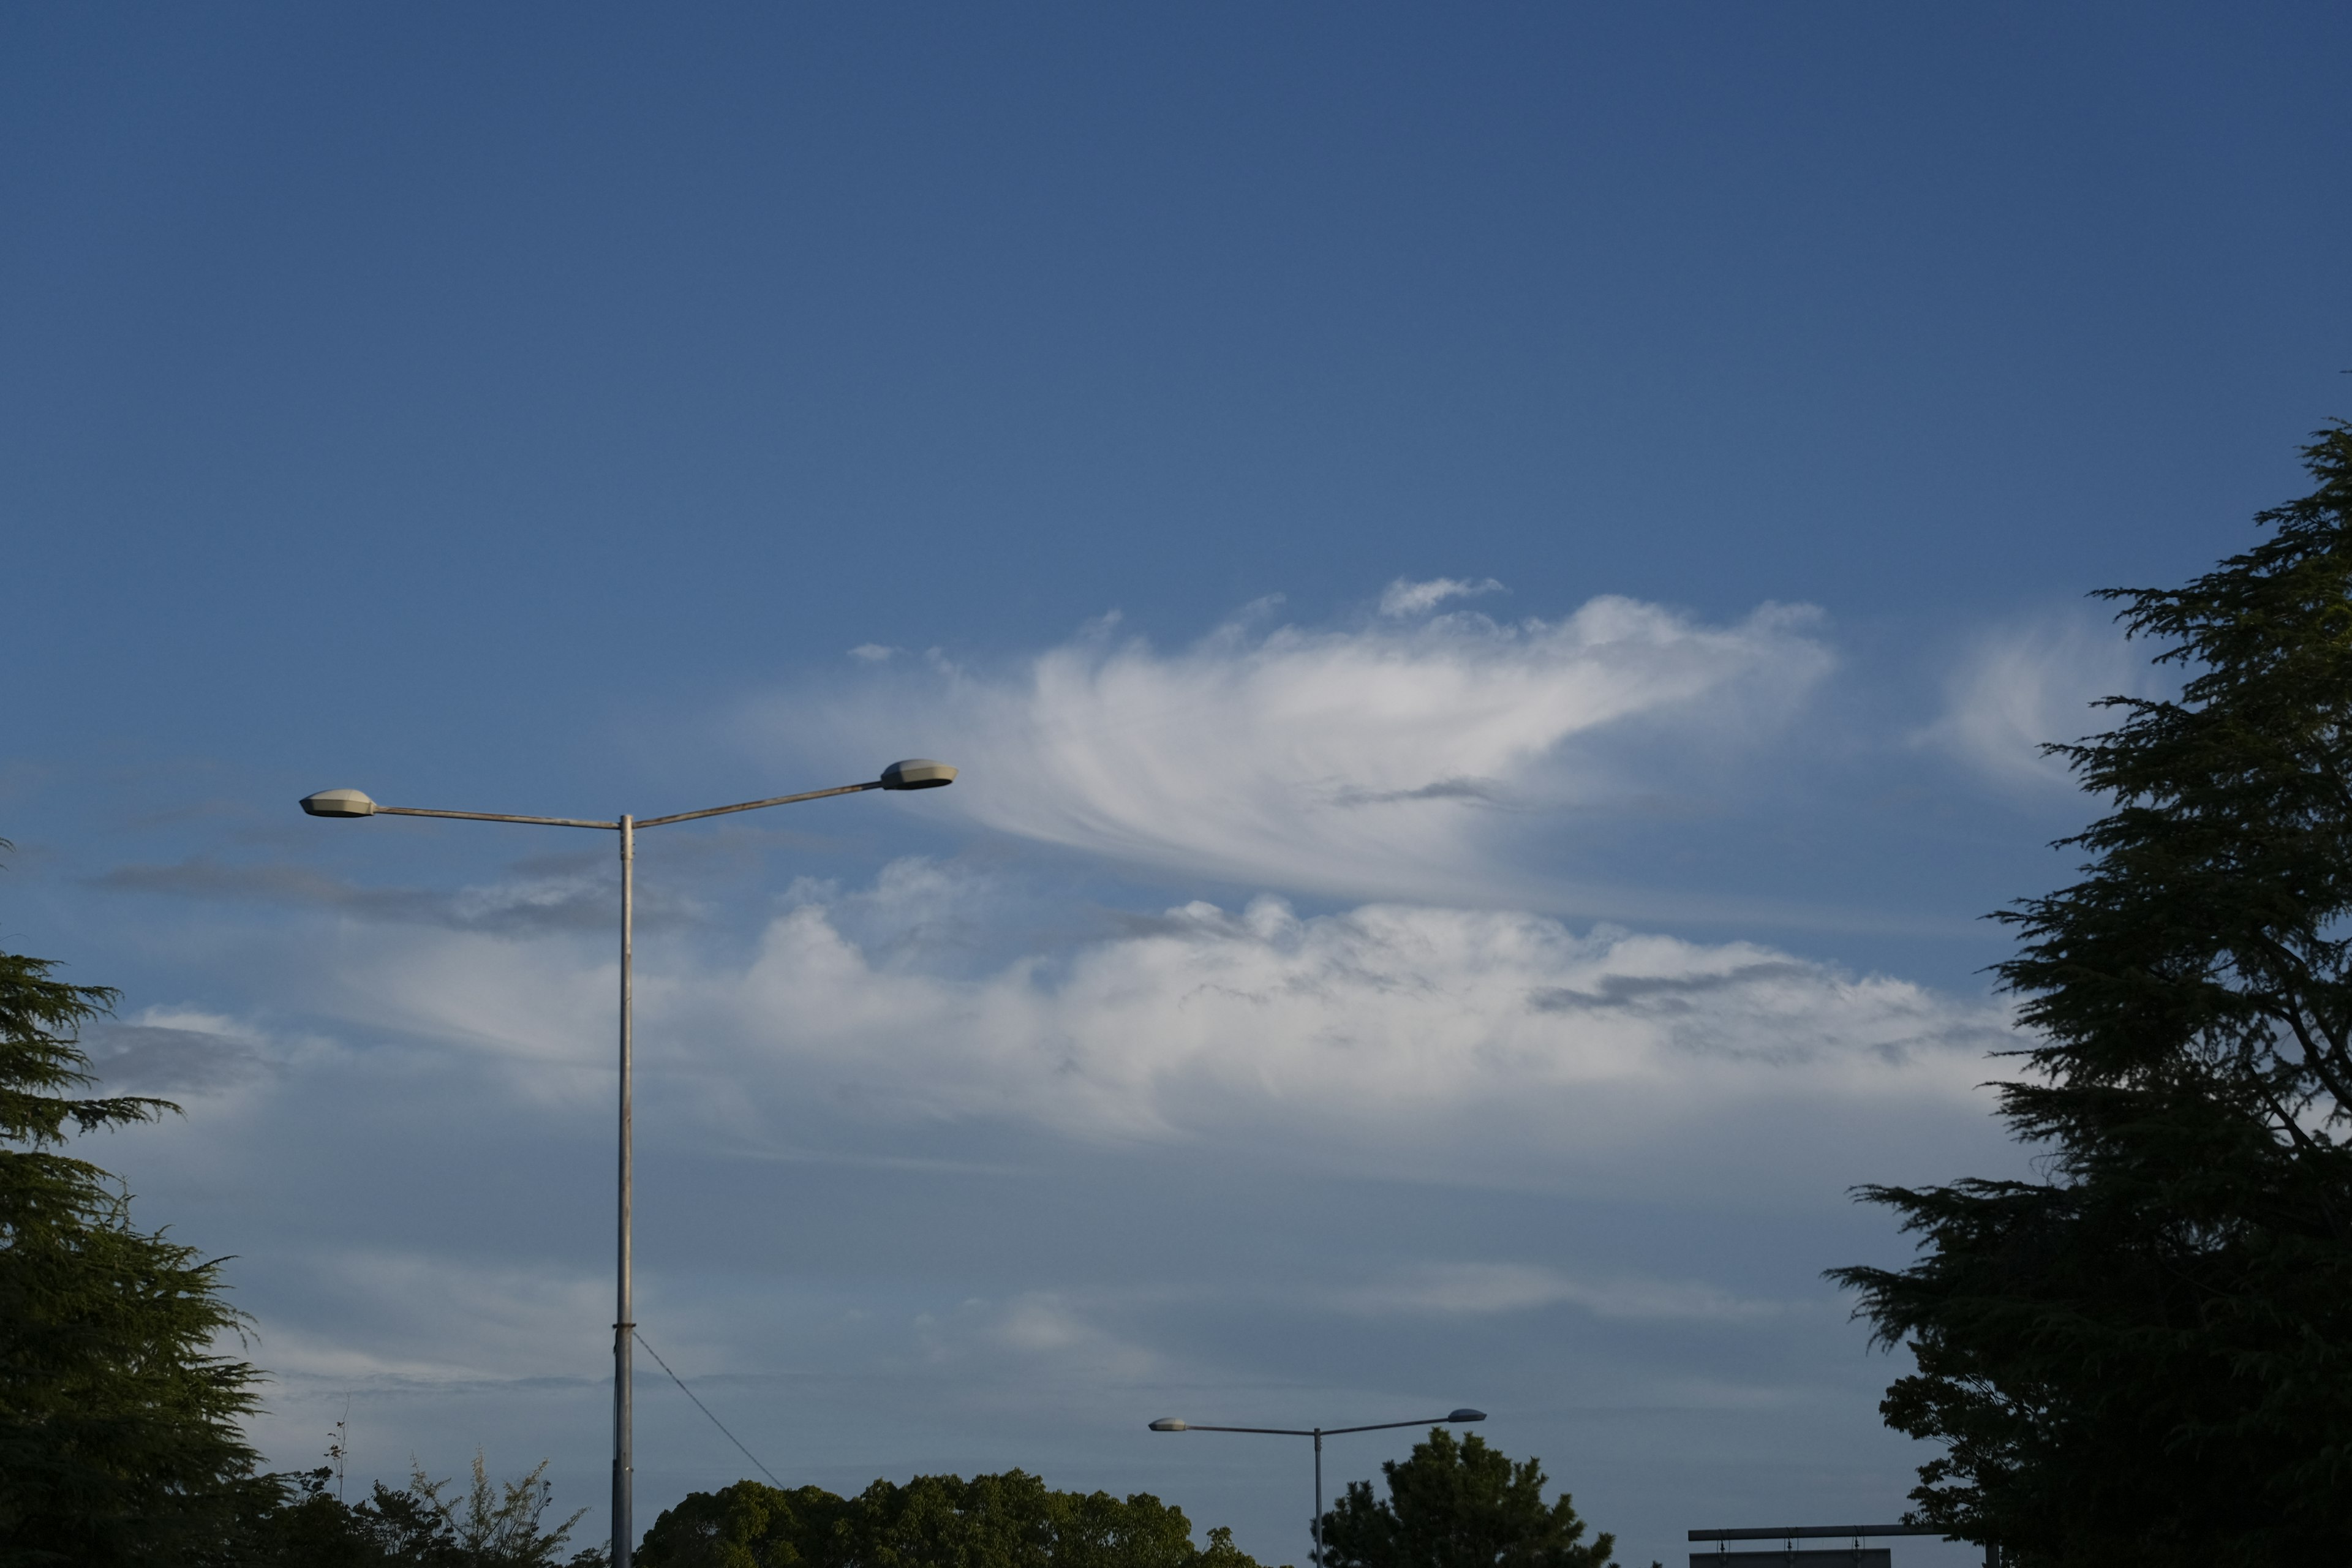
[{"x1": 5, "y1": 6, "x2": 2349, "y2": 1564}]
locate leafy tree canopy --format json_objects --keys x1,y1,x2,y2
[
  {"x1": 1317, "y1": 1428, "x2": 1620, "y2": 1568},
  {"x1": 635, "y1": 1468, "x2": 1268, "y2": 1568},
  {"x1": 1831, "y1": 423, "x2": 2352, "y2": 1567}
]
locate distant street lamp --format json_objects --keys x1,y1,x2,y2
[
  {"x1": 300, "y1": 759, "x2": 957, "y2": 1568},
  {"x1": 1148, "y1": 1407, "x2": 1487, "y2": 1567}
]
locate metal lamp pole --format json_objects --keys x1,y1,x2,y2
[
  {"x1": 301, "y1": 758, "x2": 958, "y2": 1568},
  {"x1": 1147, "y1": 1408, "x2": 1487, "y2": 1567}
]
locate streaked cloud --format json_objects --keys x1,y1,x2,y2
[
  {"x1": 89, "y1": 855, "x2": 687, "y2": 936},
  {"x1": 1917, "y1": 610, "x2": 2157, "y2": 791},
  {"x1": 84, "y1": 1009, "x2": 271, "y2": 1095},
  {"x1": 785, "y1": 594, "x2": 1835, "y2": 903},
  {"x1": 1337, "y1": 1262, "x2": 1789, "y2": 1322},
  {"x1": 257, "y1": 1251, "x2": 614, "y2": 1382}
]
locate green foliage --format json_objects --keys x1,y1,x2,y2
[
  {"x1": 227, "y1": 1468, "x2": 386, "y2": 1567},
  {"x1": 233, "y1": 1455, "x2": 608, "y2": 1567},
  {"x1": 0, "y1": 947, "x2": 271, "y2": 1566},
  {"x1": 635, "y1": 1469, "x2": 1268, "y2": 1568},
  {"x1": 361, "y1": 1452, "x2": 597, "y2": 1566},
  {"x1": 1317, "y1": 1428, "x2": 1617, "y2": 1568},
  {"x1": 1831, "y1": 424, "x2": 2352, "y2": 1566}
]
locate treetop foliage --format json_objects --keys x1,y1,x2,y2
[
  {"x1": 233, "y1": 1453, "x2": 607, "y2": 1567},
  {"x1": 1317, "y1": 1428, "x2": 1619, "y2": 1568},
  {"x1": 635, "y1": 1469, "x2": 1268, "y2": 1568},
  {"x1": 0, "y1": 950, "x2": 168, "y2": 1153},
  {"x1": 2002, "y1": 418, "x2": 2352, "y2": 1152}
]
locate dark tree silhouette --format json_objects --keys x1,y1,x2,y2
[
  {"x1": 1834, "y1": 423, "x2": 2352, "y2": 1567},
  {"x1": 0, "y1": 944, "x2": 270, "y2": 1566},
  {"x1": 1317, "y1": 1427, "x2": 1618, "y2": 1568}
]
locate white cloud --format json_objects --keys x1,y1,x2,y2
[
  {"x1": 984, "y1": 1293, "x2": 1164, "y2": 1379},
  {"x1": 784, "y1": 595, "x2": 1834, "y2": 903},
  {"x1": 255, "y1": 1252, "x2": 610, "y2": 1382},
  {"x1": 694, "y1": 881, "x2": 2009, "y2": 1158},
  {"x1": 1378, "y1": 576, "x2": 1504, "y2": 617},
  {"x1": 338, "y1": 929, "x2": 618, "y2": 1084},
  {"x1": 850, "y1": 644, "x2": 900, "y2": 663},
  {"x1": 265, "y1": 860, "x2": 2012, "y2": 1193},
  {"x1": 1919, "y1": 612, "x2": 2155, "y2": 790}
]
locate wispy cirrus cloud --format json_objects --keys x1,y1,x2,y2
[
  {"x1": 89, "y1": 856, "x2": 688, "y2": 936},
  {"x1": 786, "y1": 592, "x2": 1834, "y2": 903},
  {"x1": 1916, "y1": 609, "x2": 2162, "y2": 791}
]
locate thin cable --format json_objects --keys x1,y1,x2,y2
[{"x1": 633, "y1": 1330, "x2": 783, "y2": 1488}]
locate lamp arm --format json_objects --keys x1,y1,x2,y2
[
  {"x1": 1178, "y1": 1425, "x2": 1320, "y2": 1436},
  {"x1": 362, "y1": 780, "x2": 883, "y2": 832},
  {"x1": 636, "y1": 781, "x2": 881, "y2": 827},
  {"x1": 1319, "y1": 1417, "x2": 1472, "y2": 1436},
  {"x1": 374, "y1": 806, "x2": 620, "y2": 829}
]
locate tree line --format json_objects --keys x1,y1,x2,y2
[{"x1": 629, "y1": 1430, "x2": 1624, "y2": 1568}]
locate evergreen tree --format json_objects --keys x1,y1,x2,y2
[
  {"x1": 1317, "y1": 1428, "x2": 1618, "y2": 1568},
  {"x1": 0, "y1": 922, "x2": 612, "y2": 1567},
  {"x1": 1832, "y1": 424, "x2": 2352, "y2": 1566},
  {"x1": 0, "y1": 943, "x2": 270, "y2": 1565}
]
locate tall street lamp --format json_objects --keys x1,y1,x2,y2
[
  {"x1": 1148, "y1": 1407, "x2": 1487, "y2": 1568},
  {"x1": 300, "y1": 758, "x2": 958, "y2": 1567}
]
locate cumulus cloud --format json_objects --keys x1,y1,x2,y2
[
  {"x1": 693, "y1": 881, "x2": 2008, "y2": 1154},
  {"x1": 303, "y1": 863, "x2": 2010, "y2": 1183},
  {"x1": 783, "y1": 594, "x2": 1834, "y2": 903},
  {"x1": 1918, "y1": 611, "x2": 2157, "y2": 791}
]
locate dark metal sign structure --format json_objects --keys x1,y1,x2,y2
[
  {"x1": 1691, "y1": 1552, "x2": 1888, "y2": 1568},
  {"x1": 1688, "y1": 1522, "x2": 1999, "y2": 1568}
]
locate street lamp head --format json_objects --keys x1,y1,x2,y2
[
  {"x1": 1148, "y1": 1419, "x2": 1188, "y2": 1432},
  {"x1": 300, "y1": 789, "x2": 378, "y2": 818},
  {"x1": 880, "y1": 758, "x2": 957, "y2": 791},
  {"x1": 1447, "y1": 1408, "x2": 1487, "y2": 1423}
]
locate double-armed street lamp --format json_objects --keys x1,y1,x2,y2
[
  {"x1": 300, "y1": 758, "x2": 958, "y2": 1568},
  {"x1": 1148, "y1": 1406, "x2": 1487, "y2": 1568}
]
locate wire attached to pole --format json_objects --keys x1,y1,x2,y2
[{"x1": 633, "y1": 1330, "x2": 784, "y2": 1488}]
